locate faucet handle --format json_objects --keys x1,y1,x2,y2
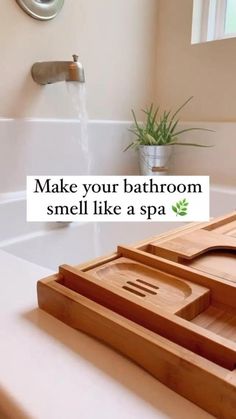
[{"x1": 72, "y1": 54, "x2": 79, "y2": 62}]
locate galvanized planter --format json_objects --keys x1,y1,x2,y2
[{"x1": 138, "y1": 145, "x2": 172, "y2": 176}]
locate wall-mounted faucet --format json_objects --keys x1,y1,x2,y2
[{"x1": 31, "y1": 55, "x2": 85, "y2": 85}]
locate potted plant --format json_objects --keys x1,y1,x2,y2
[{"x1": 124, "y1": 97, "x2": 212, "y2": 176}]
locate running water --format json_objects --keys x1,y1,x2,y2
[
  {"x1": 67, "y1": 82, "x2": 101, "y2": 257},
  {"x1": 67, "y1": 82, "x2": 92, "y2": 174}
]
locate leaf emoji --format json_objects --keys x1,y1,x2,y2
[{"x1": 172, "y1": 199, "x2": 189, "y2": 216}]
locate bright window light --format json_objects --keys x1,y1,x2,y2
[
  {"x1": 192, "y1": 0, "x2": 236, "y2": 43},
  {"x1": 225, "y1": 0, "x2": 236, "y2": 34}
]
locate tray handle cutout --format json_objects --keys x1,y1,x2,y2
[{"x1": 149, "y1": 229, "x2": 236, "y2": 261}]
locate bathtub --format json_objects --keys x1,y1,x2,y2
[{"x1": 0, "y1": 185, "x2": 235, "y2": 270}]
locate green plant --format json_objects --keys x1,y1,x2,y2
[
  {"x1": 172, "y1": 199, "x2": 189, "y2": 216},
  {"x1": 124, "y1": 97, "x2": 213, "y2": 151}
]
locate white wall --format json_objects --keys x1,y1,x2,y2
[
  {"x1": 0, "y1": 0, "x2": 158, "y2": 120},
  {"x1": 171, "y1": 122, "x2": 235, "y2": 188},
  {"x1": 156, "y1": 0, "x2": 236, "y2": 122}
]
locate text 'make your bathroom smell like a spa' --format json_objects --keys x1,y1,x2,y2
[{"x1": 26, "y1": 176, "x2": 210, "y2": 222}]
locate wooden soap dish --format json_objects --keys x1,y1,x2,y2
[
  {"x1": 37, "y1": 212, "x2": 236, "y2": 419},
  {"x1": 88, "y1": 257, "x2": 210, "y2": 319}
]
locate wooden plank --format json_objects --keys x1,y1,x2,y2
[
  {"x1": 74, "y1": 253, "x2": 120, "y2": 272},
  {"x1": 204, "y1": 212, "x2": 236, "y2": 231},
  {"x1": 213, "y1": 220, "x2": 236, "y2": 236},
  {"x1": 58, "y1": 264, "x2": 236, "y2": 370},
  {"x1": 132, "y1": 222, "x2": 197, "y2": 248},
  {"x1": 150, "y1": 229, "x2": 236, "y2": 260},
  {"x1": 134, "y1": 212, "x2": 236, "y2": 249},
  {"x1": 186, "y1": 251, "x2": 236, "y2": 283},
  {"x1": 193, "y1": 302, "x2": 236, "y2": 342}
]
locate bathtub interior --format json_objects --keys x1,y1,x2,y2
[
  {"x1": 0, "y1": 187, "x2": 235, "y2": 270},
  {"x1": 1, "y1": 220, "x2": 183, "y2": 270}
]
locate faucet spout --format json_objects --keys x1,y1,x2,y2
[{"x1": 31, "y1": 54, "x2": 85, "y2": 85}]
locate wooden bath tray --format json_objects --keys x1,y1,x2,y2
[{"x1": 37, "y1": 212, "x2": 236, "y2": 419}]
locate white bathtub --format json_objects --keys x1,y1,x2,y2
[{"x1": 0, "y1": 185, "x2": 235, "y2": 270}]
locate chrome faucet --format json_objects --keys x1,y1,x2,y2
[{"x1": 31, "y1": 54, "x2": 85, "y2": 85}]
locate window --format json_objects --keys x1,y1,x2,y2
[
  {"x1": 225, "y1": 0, "x2": 236, "y2": 35},
  {"x1": 192, "y1": 0, "x2": 236, "y2": 44}
]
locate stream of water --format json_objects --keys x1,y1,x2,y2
[
  {"x1": 67, "y1": 82, "x2": 101, "y2": 256},
  {"x1": 67, "y1": 82, "x2": 92, "y2": 175}
]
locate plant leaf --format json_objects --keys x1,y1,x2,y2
[
  {"x1": 131, "y1": 109, "x2": 143, "y2": 135},
  {"x1": 173, "y1": 127, "x2": 214, "y2": 136},
  {"x1": 169, "y1": 96, "x2": 193, "y2": 125},
  {"x1": 174, "y1": 142, "x2": 213, "y2": 147},
  {"x1": 123, "y1": 143, "x2": 133, "y2": 152}
]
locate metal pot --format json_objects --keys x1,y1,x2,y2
[{"x1": 138, "y1": 145, "x2": 172, "y2": 176}]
